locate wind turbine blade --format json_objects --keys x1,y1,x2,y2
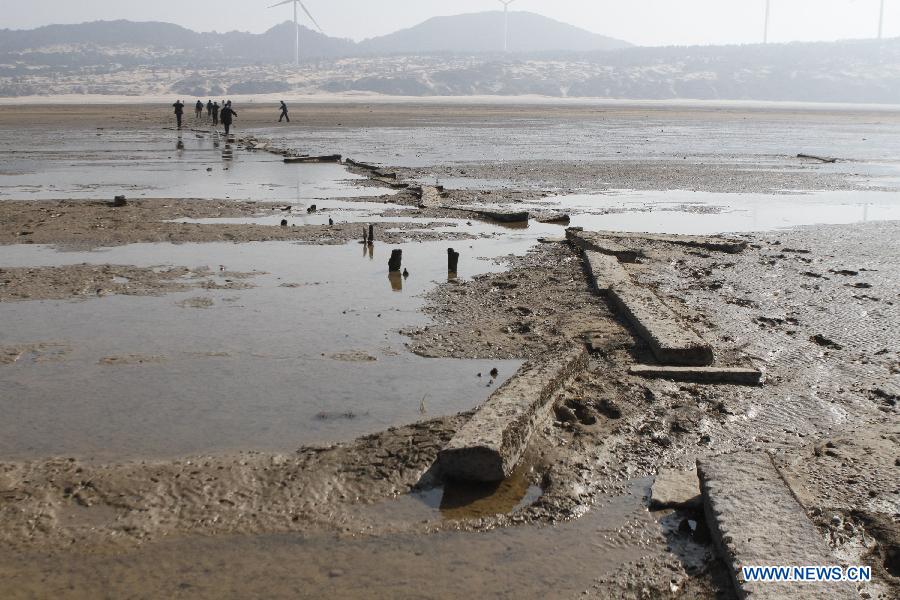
[
  {"x1": 268, "y1": 0, "x2": 294, "y2": 8},
  {"x1": 297, "y1": 0, "x2": 324, "y2": 33}
]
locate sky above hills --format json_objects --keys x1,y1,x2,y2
[{"x1": 5, "y1": 0, "x2": 896, "y2": 46}]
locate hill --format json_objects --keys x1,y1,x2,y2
[{"x1": 357, "y1": 11, "x2": 631, "y2": 54}]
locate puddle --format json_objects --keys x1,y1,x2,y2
[
  {"x1": 0, "y1": 130, "x2": 391, "y2": 201},
  {"x1": 1, "y1": 480, "x2": 661, "y2": 599},
  {"x1": 527, "y1": 189, "x2": 900, "y2": 234},
  {"x1": 0, "y1": 237, "x2": 556, "y2": 460},
  {"x1": 360, "y1": 463, "x2": 542, "y2": 525}
]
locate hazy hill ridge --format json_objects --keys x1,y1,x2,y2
[
  {"x1": 0, "y1": 12, "x2": 628, "y2": 60},
  {"x1": 0, "y1": 14, "x2": 897, "y2": 103}
]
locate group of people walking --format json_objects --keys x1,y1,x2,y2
[{"x1": 171, "y1": 99, "x2": 290, "y2": 134}]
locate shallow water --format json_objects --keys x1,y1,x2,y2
[
  {"x1": 0, "y1": 236, "x2": 552, "y2": 460},
  {"x1": 0, "y1": 129, "x2": 390, "y2": 201},
  {"x1": 252, "y1": 115, "x2": 900, "y2": 170}
]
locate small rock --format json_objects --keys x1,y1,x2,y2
[{"x1": 650, "y1": 468, "x2": 702, "y2": 510}]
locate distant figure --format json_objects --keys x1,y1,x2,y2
[
  {"x1": 195, "y1": 100, "x2": 203, "y2": 120},
  {"x1": 279, "y1": 101, "x2": 290, "y2": 123},
  {"x1": 220, "y1": 101, "x2": 237, "y2": 136},
  {"x1": 211, "y1": 102, "x2": 220, "y2": 126},
  {"x1": 206, "y1": 99, "x2": 213, "y2": 120},
  {"x1": 172, "y1": 99, "x2": 185, "y2": 129}
]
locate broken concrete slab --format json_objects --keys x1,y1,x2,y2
[
  {"x1": 583, "y1": 250, "x2": 631, "y2": 293},
  {"x1": 567, "y1": 228, "x2": 639, "y2": 263},
  {"x1": 650, "y1": 468, "x2": 701, "y2": 510},
  {"x1": 439, "y1": 345, "x2": 588, "y2": 482},
  {"x1": 454, "y1": 208, "x2": 530, "y2": 224},
  {"x1": 698, "y1": 453, "x2": 857, "y2": 600},
  {"x1": 534, "y1": 212, "x2": 571, "y2": 225},
  {"x1": 570, "y1": 228, "x2": 747, "y2": 255},
  {"x1": 609, "y1": 285, "x2": 714, "y2": 366},
  {"x1": 630, "y1": 365, "x2": 762, "y2": 385},
  {"x1": 344, "y1": 158, "x2": 381, "y2": 171},
  {"x1": 284, "y1": 154, "x2": 342, "y2": 164}
]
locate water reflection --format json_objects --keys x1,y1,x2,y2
[{"x1": 388, "y1": 271, "x2": 403, "y2": 292}]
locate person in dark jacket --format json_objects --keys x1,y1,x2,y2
[
  {"x1": 173, "y1": 99, "x2": 185, "y2": 129},
  {"x1": 195, "y1": 100, "x2": 203, "y2": 120},
  {"x1": 278, "y1": 101, "x2": 290, "y2": 123},
  {"x1": 211, "y1": 102, "x2": 220, "y2": 126},
  {"x1": 206, "y1": 99, "x2": 213, "y2": 120},
  {"x1": 220, "y1": 101, "x2": 237, "y2": 135}
]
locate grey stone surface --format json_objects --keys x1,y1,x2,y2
[
  {"x1": 650, "y1": 468, "x2": 701, "y2": 510},
  {"x1": 439, "y1": 346, "x2": 588, "y2": 482},
  {"x1": 630, "y1": 365, "x2": 762, "y2": 385},
  {"x1": 609, "y1": 285, "x2": 714, "y2": 366},
  {"x1": 583, "y1": 250, "x2": 631, "y2": 293},
  {"x1": 698, "y1": 453, "x2": 858, "y2": 600}
]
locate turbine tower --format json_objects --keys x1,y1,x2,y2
[
  {"x1": 499, "y1": 0, "x2": 516, "y2": 52},
  {"x1": 879, "y1": 0, "x2": 885, "y2": 39},
  {"x1": 269, "y1": 0, "x2": 324, "y2": 65},
  {"x1": 763, "y1": 0, "x2": 771, "y2": 44}
]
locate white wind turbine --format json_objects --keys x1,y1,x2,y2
[
  {"x1": 499, "y1": 0, "x2": 516, "y2": 52},
  {"x1": 763, "y1": 0, "x2": 771, "y2": 43},
  {"x1": 879, "y1": 0, "x2": 885, "y2": 39},
  {"x1": 269, "y1": 0, "x2": 324, "y2": 65}
]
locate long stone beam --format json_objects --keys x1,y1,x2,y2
[
  {"x1": 698, "y1": 453, "x2": 858, "y2": 600},
  {"x1": 438, "y1": 346, "x2": 588, "y2": 482},
  {"x1": 584, "y1": 250, "x2": 631, "y2": 293},
  {"x1": 610, "y1": 285, "x2": 714, "y2": 365},
  {"x1": 630, "y1": 365, "x2": 762, "y2": 385}
]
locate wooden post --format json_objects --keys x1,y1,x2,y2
[
  {"x1": 448, "y1": 248, "x2": 460, "y2": 273},
  {"x1": 388, "y1": 249, "x2": 403, "y2": 272},
  {"x1": 362, "y1": 226, "x2": 368, "y2": 244},
  {"x1": 368, "y1": 224, "x2": 375, "y2": 244}
]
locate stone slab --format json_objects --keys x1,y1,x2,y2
[
  {"x1": 609, "y1": 285, "x2": 714, "y2": 366},
  {"x1": 698, "y1": 453, "x2": 857, "y2": 600},
  {"x1": 583, "y1": 250, "x2": 631, "y2": 293},
  {"x1": 344, "y1": 158, "x2": 380, "y2": 171},
  {"x1": 630, "y1": 365, "x2": 762, "y2": 385},
  {"x1": 438, "y1": 346, "x2": 588, "y2": 482},
  {"x1": 567, "y1": 229, "x2": 639, "y2": 262},
  {"x1": 650, "y1": 468, "x2": 701, "y2": 510},
  {"x1": 454, "y1": 208, "x2": 530, "y2": 224},
  {"x1": 284, "y1": 154, "x2": 342, "y2": 163}
]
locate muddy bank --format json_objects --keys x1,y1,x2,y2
[
  {"x1": 0, "y1": 263, "x2": 255, "y2": 301},
  {"x1": 0, "y1": 197, "x2": 476, "y2": 250},
  {"x1": 395, "y1": 158, "x2": 874, "y2": 195}
]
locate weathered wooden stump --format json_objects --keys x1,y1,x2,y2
[
  {"x1": 388, "y1": 249, "x2": 403, "y2": 273},
  {"x1": 368, "y1": 224, "x2": 375, "y2": 244},
  {"x1": 448, "y1": 248, "x2": 460, "y2": 273}
]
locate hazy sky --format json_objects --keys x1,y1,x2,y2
[{"x1": 4, "y1": 1, "x2": 896, "y2": 46}]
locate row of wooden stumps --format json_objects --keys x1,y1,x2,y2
[{"x1": 387, "y1": 248, "x2": 460, "y2": 275}]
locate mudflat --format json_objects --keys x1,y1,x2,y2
[{"x1": 0, "y1": 100, "x2": 898, "y2": 599}]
